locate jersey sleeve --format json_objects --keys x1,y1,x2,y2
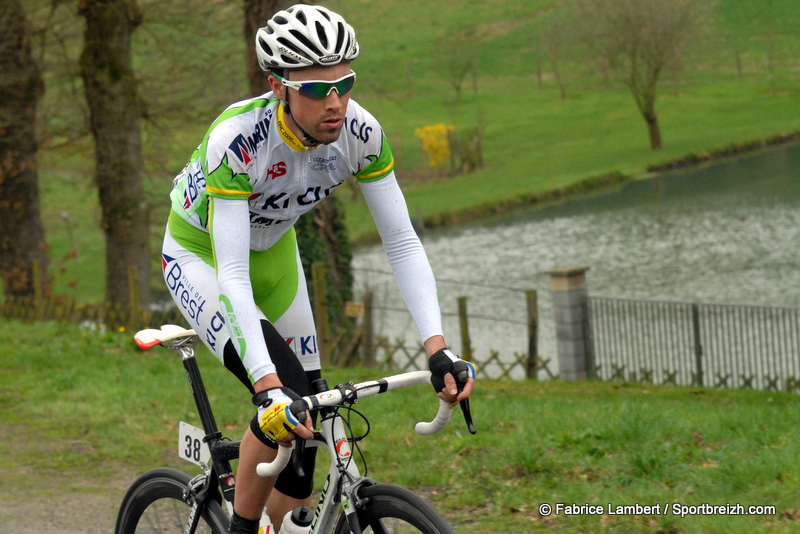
[
  {"x1": 354, "y1": 132, "x2": 395, "y2": 183},
  {"x1": 210, "y1": 197, "x2": 277, "y2": 382},
  {"x1": 346, "y1": 101, "x2": 395, "y2": 184},
  {"x1": 202, "y1": 127, "x2": 255, "y2": 201},
  {"x1": 360, "y1": 172, "x2": 444, "y2": 342}
]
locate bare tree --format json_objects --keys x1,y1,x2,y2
[
  {"x1": 540, "y1": 5, "x2": 575, "y2": 100},
  {"x1": 576, "y1": 0, "x2": 711, "y2": 149},
  {"x1": 440, "y1": 25, "x2": 480, "y2": 103},
  {"x1": 0, "y1": 0, "x2": 49, "y2": 297},
  {"x1": 78, "y1": 0, "x2": 151, "y2": 308}
]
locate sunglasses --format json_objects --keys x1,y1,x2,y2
[{"x1": 275, "y1": 71, "x2": 357, "y2": 100}]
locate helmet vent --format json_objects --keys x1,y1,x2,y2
[
  {"x1": 289, "y1": 29, "x2": 323, "y2": 57},
  {"x1": 334, "y1": 22, "x2": 345, "y2": 53},
  {"x1": 258, "y1": 37, "x2": 273, "y2": 56},
  {"x1": 315, "y1": 21, "x2": 329, "y2": 49}
]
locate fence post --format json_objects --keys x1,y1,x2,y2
[
  {"x1": 692, "y1": 303, "x2": 704, "y2": 386},
  {"x1": 549, "y1": 266, "x2": 593, "y2": 381},
  {"x1": 526, "y1": 290, "x2": 538, "y2": 380},
  {"x1": 312, "y1": 262, "x2": 331, "y2": 365},
  {"x1": 458, "y1": 296, "x2": 473, "y2": 361},
  {"x1": 362, "y1": 291, "x2": 374, "y2": 366}
]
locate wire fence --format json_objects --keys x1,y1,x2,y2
[
  {"x1": 327, "y1": 265, "x2": 547, "y2": 380},
  {"x1": 590, "y1": 295, "x2": 800, "y2": 392},
  {"x1": 10, "y1": 262, "x2": 800, "y2": 392}
]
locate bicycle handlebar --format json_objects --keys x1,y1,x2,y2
[
  {"x1": 256, "y1": 370, "x2": 462, "y2": 478},
  {"x1": 257, "y1": 444, "x2": 294, "y2": 477}
]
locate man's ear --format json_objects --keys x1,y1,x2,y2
[{"x1": 267, "y1": 74, "x2": 283, "y2": 99}]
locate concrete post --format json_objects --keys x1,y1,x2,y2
[{"x1": 549, "y1": 266, "x2": 594, "y2": 381}]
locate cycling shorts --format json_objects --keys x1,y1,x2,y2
[{"x1": 161, "y1": 222, "x2": 321, "y2": 373}]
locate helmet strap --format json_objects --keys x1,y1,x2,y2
[{"x1": 282, "y1": 91, "x2": 323, "y2": 148}]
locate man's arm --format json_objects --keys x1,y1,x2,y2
[
  {"x1": 360, "y1": 174, "x2": 474, "y2": 404},
  {"x1": 209, "y1": 197, "x2": 277, "y2": 382}
]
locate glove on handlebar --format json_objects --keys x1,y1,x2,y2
[
  {"x1": 428, "y1": 348, "x2": 475, "y2": 396},
  {"x1": 253, "y1": 387, "x2": 305, "y2": 442}
]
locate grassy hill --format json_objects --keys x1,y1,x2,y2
[{"x1": 29, "y1": 0, "x2": 800, "y2": 301}]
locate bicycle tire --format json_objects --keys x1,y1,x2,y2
[
  {"x1": 333, "y1": 483, "x2": 455, "y2": 534},
  {"x1": 115, "y1": 467, "x2": 229, "y2": 534}
]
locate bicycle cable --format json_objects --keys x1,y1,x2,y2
[{"x1": 326, "y1": 402, "x2": 371, "y2": 478}]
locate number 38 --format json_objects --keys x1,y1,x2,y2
[{"x1": 184, "y1": 435, "x2": 202, "y2": 463}]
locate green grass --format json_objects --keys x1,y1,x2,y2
[{"x1": 2, "y1": 320, "x2": 799, "y2": 532}]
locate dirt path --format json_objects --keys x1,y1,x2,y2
[
  {"x1": 0, "y1": 470, "x2": 134, "y2": 534},
  {"x1": 0, "y1": 422, "x2": 141, "y2": 534}
]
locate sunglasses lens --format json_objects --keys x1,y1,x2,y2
[{"x1": 298, "y1": 75, "x2": 356, "y2": 99}]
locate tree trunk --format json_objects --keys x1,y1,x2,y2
[
  {"x1": 0, "y1": 0, "x2": 48, "y2": 297},
  {"x1": 644, "y1": 112, "x2": 663, "y2": 150},
  {"x1": 79, "y1": 0, "x2": 151, "y2": 308}
]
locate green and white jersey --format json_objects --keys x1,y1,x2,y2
[
  {"x1": 163, "y1": 92, "x2": 442, "y2": 383},
  {"x1": 169, "y1": 94, "x2": 394, "y2": 250}
]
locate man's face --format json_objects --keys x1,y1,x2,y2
[{"x1": 271, "y1": 63, "x2": 353, "y2": 145}]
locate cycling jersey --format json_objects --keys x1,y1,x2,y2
[{"x1": 163, "y1": 93, "x2": 443, "y2": 384}]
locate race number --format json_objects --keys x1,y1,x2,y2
[{"x1": 179, "y1": 421, "x2": 211, "y2": 467}]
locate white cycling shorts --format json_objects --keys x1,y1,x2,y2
[{"x1": 161, "y1": 225, "x2": 321, "y2": 374}]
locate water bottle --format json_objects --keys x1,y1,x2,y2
[
  {"x1": 278, "y1": 506, "x2": 312, "y2": 534},
  {"x1": 258, "y1": 508, "x2": 274, "y2": 534}
]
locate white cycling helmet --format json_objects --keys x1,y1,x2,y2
[{"x1": 256, "y1": 4, "x2": 359, "y2": 71}]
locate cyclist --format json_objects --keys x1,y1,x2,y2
[{"x1": 160, "y1": 5, "x2": 474, "y2": 533}]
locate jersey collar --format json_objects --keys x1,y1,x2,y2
[{"x1": 276, "y1": 103, "x2": 311, "y2": 152}]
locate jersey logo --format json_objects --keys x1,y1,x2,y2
[
  {"x1": 228, "y1": 116, "x2": 272, "y2": 166},
  {"x1": 267, "y1": 162, "x2": 287, "y2": 181},
  {"x1": 228, "y1": 134, "x2": 253, "y2": 165},
  {"x1": 312, "y1": 156, "x2": 337, "y2": 173},
  {"x1": 348, "y1": 117, "x2": 373, "y2": 143},
  {"x1": 161, "y1": 253, "x2": 176, "y2": 273}
]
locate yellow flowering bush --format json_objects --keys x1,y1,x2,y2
[{"x1": 415, "y1": 124, "x2": 454, "y2": 168}]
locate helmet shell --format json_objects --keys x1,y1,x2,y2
[{"x1": 256, "y1": 5, "x2": 359, "y2": 71}]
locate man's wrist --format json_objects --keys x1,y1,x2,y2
[
  {"x1": 424, "y1": 335, "x2": 446, "y2": 357},
  {"x1": 253, "y1": 373, "x2": 282, "y2": 393}
]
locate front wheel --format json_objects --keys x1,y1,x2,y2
[
  {"x1": 115, "y1": 467, "x2": 229, "y2": 534},
  {"x1": 333, "y1": 483, "x2": 455, "y2": 534}
]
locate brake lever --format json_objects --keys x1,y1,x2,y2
[
  {"x1": 456, "y1": 371, "x2": 476, "y2": 435},
  {"x1": 459, "y1": 399, "x2": 476, "y2": 434},
  {"x1": 292, "y1": 437, "x2": 306, "y2": 478},
  {"x1": 290, "y1": 399, "x2": 308, "y2": 477}
]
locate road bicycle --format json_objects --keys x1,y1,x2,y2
[{"x1": 114, "y1": 325, "x2": 475, "y2": 534}]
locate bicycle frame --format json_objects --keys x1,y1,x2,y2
[
  {"x1": 132, "y1": 326, "x2": 470, "y2": 534},
  {"x1": 172, "y1": 338, "x2": 240, "y2": 526},
  {"x1": 257, "y1": 372, "x2": 453, "y2": 534}
]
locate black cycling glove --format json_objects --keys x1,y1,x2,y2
[{"x1": 428, "y1": 348, "x2": 475, "y2": 396}]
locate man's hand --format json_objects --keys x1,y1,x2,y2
[
  {"x1": 428, "y1": 348, "x2": 475, "y2": 407},
  {"x1": 253, "y1": 387, "x2": 312, "y2": 444}
]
